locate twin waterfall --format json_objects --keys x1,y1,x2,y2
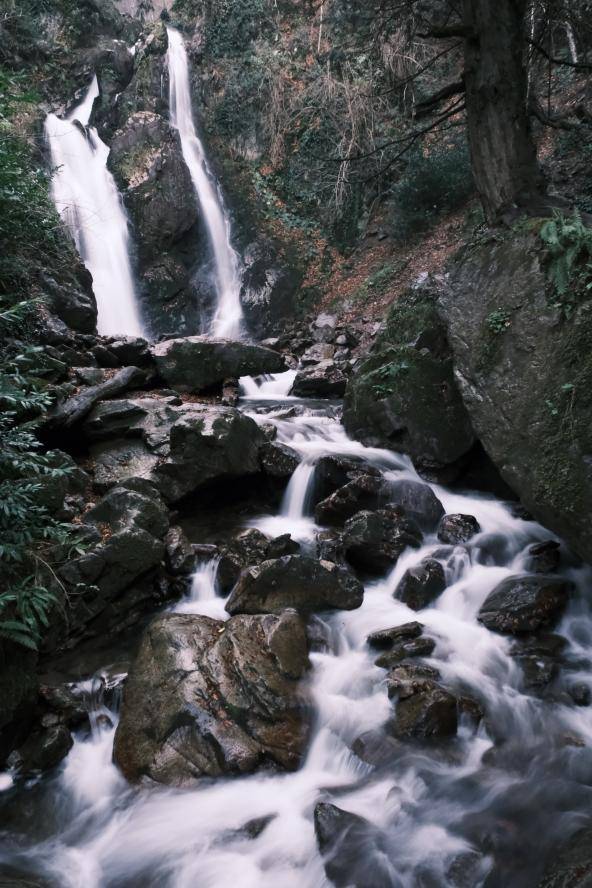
[
  {"x1": 45, "y1": 77, "x2": 144, "y2": 338},
  {"x1": 44, "y1": 29, "x2": 243, "y2": 340},
  {"x1": 166, "y1": 27, "x2": 244, "y2": 340}
]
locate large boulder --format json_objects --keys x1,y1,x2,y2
[
  {"x1": 113, "y1": 610, "x2": 310, "y2": 786},
  {"x1": 85, "y1": 399, "x2": 266, "y2": 502},
  {"x1": 443, "y1": 232, "x2": 592, "y2": 563},
  {"x1": 314, "y1": 802, "x2": 396, "y2": 888},
  {"x1": 342, "y1": 508, "x2": 423, "y2": 575},
  {"x1": 290, "y1": 361, "x2": 348, "y2": 398},
  {"x1": 225, "y1": 555, "x2": 363, "y2": 615},
  {"x1": 150, "y1": 336, "x2": 286, "y2": 393},
  {"x1": 477, "y1": 575, "x2": 573, "y2": 634},
  {"x1": 217, "y1": 529, "x2": 299, "y2": 594},
  {"x1": 57, "y1": 481, "x2": 170, "y2": 645},
  {"x1": 314, "y1": 474, "x2": 391, "y2": 526},
  {"x1": 343, "y1": 283, "x2": 475, "y2": 479}
]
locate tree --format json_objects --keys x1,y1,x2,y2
[{"x1": 329, "y1": 0, "x2": 592, "y2": 222}]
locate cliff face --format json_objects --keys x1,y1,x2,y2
[{"x1": 442, "y1": 232, "x2": 592, "y2": 563}]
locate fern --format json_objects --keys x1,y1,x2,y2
[{"x1": 540, "y1": 209, "x2": 592, "y2": 311}]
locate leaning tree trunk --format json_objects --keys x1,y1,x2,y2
[{"x1": 462, "y1": 0, "x2": 546, "y2": 222}]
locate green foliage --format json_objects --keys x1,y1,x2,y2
[
  {"x1": 389, "y1": 137, "x2": 474, "y2": 241},
  {"x1": 486, "y1": 309, "x2": 512, "y2": 335},
  {"x1": 540, "y1": 210, "x2": 592, "y2": 316},
  {"x1": 370, "y1": 359, "x2": 410, "y2": 397},
  {"x1": 0, "y1": 68, "x2": 80, "y2": 649},
  {"x1": 204, "y1": 0, "x2": 273, "y2": 57}
]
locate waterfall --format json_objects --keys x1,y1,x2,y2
[
  {"x1": 44, "y1": 77, "x2": 144, "y2": 338},
  {"x1": 166, "y1": 27, "x2": 244, "y2": 340}
]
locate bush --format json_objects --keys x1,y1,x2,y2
[
  {"x1": 204, "y1": 0, "x2": 273, "y2": 57},
  {"x1": 0, "y1": 68, "x2": 80, "y2": 649},
  {"x1": 389, "y1": 136, "x2": 474, "y2": 241}
]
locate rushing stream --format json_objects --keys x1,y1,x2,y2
[{"x1": 2, "y1": 371, "x2": 592, "y2": 886}]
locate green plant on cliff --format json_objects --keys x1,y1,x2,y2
[
  {"x1": 540, "y1": 210, "x2": 592, "y2": 315},
  {"x1": 0, "y1": 69, "x2": 79, "y2": 649}
]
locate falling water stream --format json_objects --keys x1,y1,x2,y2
[
  {"x1": 45, "y1": 77, "x2": 144, "y2": 338},
  {"x1": 166, "y1": 27, "x2": 244, "y2": 340},
  {"x1": 2, "y1": 370, "x2": 592, "y2": 886}
]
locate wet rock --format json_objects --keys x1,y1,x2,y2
[
  {"x1": 164, "y1": 526, "x2": 197, "y2": 575},
  {"x1": 290, "y1": 361, "x2": 348, "y2": 398},
  {"x1": 526, "y1": 540, "x2": 561, "y2": 574},
  {"x1": 445, "y1": 232, "x2": 592, "y2": 565},
  {"x1": 568, "y1": 684, "x2": 591, "y2": 707},
  {"x1": 301, "y1": 342, "x2": 335, "y2": 365},
  {"x1": 43, "y1": 264, "x2": 97, "y2": 335},
  {"x1": 343, "y1": 283, "x2": 475, "y2": 479},
  {"x1": 38, "y1": 683, "x2": 88, "y2": 728},
  {"x1": 102, "y1": 336, "x2": 152, "y2": 367},
  {"x1": 313, "y1": 455, "x2": 376, "y2": 502},
  {"x1": 113, "y1": 610, "x2": 310, "y2": 786},
  {"x1": 45, "y1": 365, "x2": 147, "y2": 430},
  {"x1": 388, "y1": 677, "x2": 458, "y2": 740},
  {"x1": 239, "y1": 237, "x2": 303, "y2": 339},
  {"x1": 387, "y1": 479, "x2": 445, "y2": 530},
  {"x1": 151, "y1": 336, "x2": 286, "y2": 393},
  {"x1": 225, "y1": 555, "x2": 364, "y2": 616},
  {"x1": 259, "y1": 441, "x2": 301, "y2": 479},
  {"x1": 267, "y1": 534, "x2": 300, "y2": 559},
  {"x1": 217, "y1": 528, "x2": 276, "y2": 594},
  {"x1": 316, "y1": 530, "x2": 345, "y2": 565},
  {"x1": 314, "y1": 801, "x2": 396, "y2": 888},
  {"x1": 342, "y1": 508, "x2": 422, "y2": 575},
  {"x1": 314, "y1": 474, "x2": 390, "y2": 526},
  {"x1": 374, "y1": 637, "x2": 436, "y2": 668},
  {"x1": 437, "y1": 514, "x2": 481, "y2": 545},
  {"x1": 385, "y1": 662, "x2": 442, "y2": 699},
  {"x1": 58, "y1": 484, "x2": 169, "y2": 642},
  {"x1": 394, "y1": 559, "x2": 446, "y2": 610},
  {"x1": 351, "y1": 730, "x2": 404, "y2": 767},
  {"x1": 8, "y1": 724, "x2": 73, "y2": 775},
  {"x1": 537, "y1": 824, "x2": 592, "y2": 887},
  {"x1": 82, "y1": 398, "x2": 150, "y2": 440},
  {"x1": 88, "y1": 400, "x2": 267, "y2": 502},
  {"x1": 478, "y1": 575, "x2": 573, "y2": 634},
  {"x1": 367, "y1": 621, "x2": 425, "y2": 649}
]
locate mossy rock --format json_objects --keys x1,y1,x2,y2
[
  {"x1": 443, "y1": 231, "x2": 592, "y2": 563},
  {"x1": 343, "y1": 282, "x2": 474, "y2": 478}
]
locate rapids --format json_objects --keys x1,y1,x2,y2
[{"x1": 1, "y1": 371, "x2": 592, "y2": 887}]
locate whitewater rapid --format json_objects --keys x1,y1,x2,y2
[{"x1": 1, "y1": 370, "x2": 592, "y2": 886}]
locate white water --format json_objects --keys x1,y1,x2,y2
[
  {"x1": 3, "y1": 380, "x2": 592, "y2": 886},
  {"x1": 166, "y1": 28, "x2": 243, "y2": 339},
  {"x1": 45, "y1": 77, "x2": 144, "y2": 338}
]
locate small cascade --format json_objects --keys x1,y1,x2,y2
[
  {"x1": 45, "y1": 77, "x2": 144, "y2": 338},
  {"x1": 166, "y1": 27, "x2": 243, "y2": 340},
  {"x1": 174, "y1": 557, "x2": 227, "y2": 619},
  {"x1": 239, "y1": 370, "x2": 297, "y2": 400}
]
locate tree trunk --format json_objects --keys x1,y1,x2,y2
[{"x1": 462, "y1": 0, "x2": 546, "y2": 221}]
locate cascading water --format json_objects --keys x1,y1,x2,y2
[
  {"x1": 2, "y1": 373, "x2": 592, "y2": 886},
  {"x1": 166, "y1": 27, "x2": 244, "y2": 340},
  {"x1": 44, "y1": 77, "x2": 144, "y2": 338}
]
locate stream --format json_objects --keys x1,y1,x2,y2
[{"x1": 1, "y1": 370, "x2": 592, "y2": 887}]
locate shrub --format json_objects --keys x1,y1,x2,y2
[
  {"x1": 389, "y1": 136, "x2": 474, "y2": 241},
  {"x1": 0, "y1": 68, "x2": 80, "y2": 649},
  {"x1": 540, "y1": 209, "x2": 592, "y2": 315}
]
